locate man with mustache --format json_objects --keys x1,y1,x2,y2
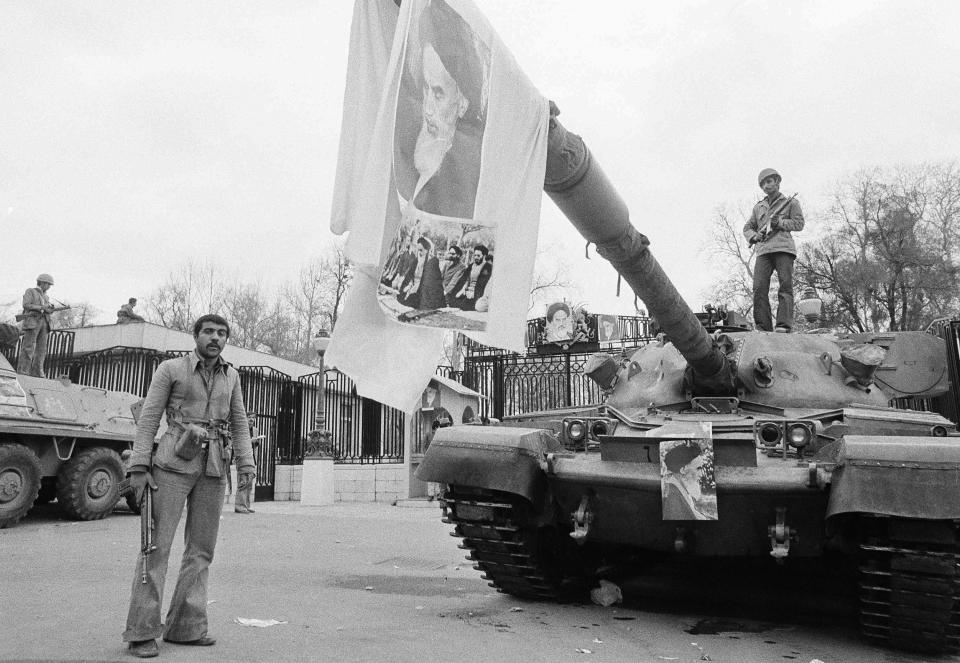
[
  {"x1": 122, "y1": 314, "x2": 255, "y2": 658},
  {"x1": 440, "y1": 244, "x2": 466, "y2": 304}
]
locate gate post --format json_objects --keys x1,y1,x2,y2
[{"x1": 492, "y1": 356, "x2": 505, "y2": 421}]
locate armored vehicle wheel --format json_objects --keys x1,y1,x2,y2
[
  {"x1": 858, "y1": 516, "x2": 960, "y2": 656},
  {"x1": 442, "y1": 486, "x2": 594, "y2": 600},
  {"x1": 0, "y1": 443, "x2": 43, "y2": 528},
  {"x1": 57, "y1": 447, "x2": 125, "y2": 521},
  {"x1": 34, "y1": 477, "x2": 57, "y2": 505}
]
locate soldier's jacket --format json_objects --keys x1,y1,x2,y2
[
  {"x1": 20, "y1": 287, "x2": 51, "y2": 330},
  {"x1": 128, "y1": 352, "x2": 255, "y2": 477},
  {"x1": 742, "y1": 193, "x2": 805, "y2": 257}
]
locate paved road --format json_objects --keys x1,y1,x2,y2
[{"x1": 0, "y1": 501, "x2": 943, "y2": 663}]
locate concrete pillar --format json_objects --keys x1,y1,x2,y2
[{"x1": 300, "y1": 457, "x2": 335, "y2": 506}]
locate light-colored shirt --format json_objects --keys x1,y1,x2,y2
[{"x1": 128, "y1": 351, "x2": 254, "y2": 475}]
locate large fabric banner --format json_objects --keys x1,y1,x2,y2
[{"x1": 326, "y1": 0, "x2": 548, "y2": 411}]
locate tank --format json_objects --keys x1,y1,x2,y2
[
  {"x1": 417, "y1": 109, "x2": 960, "y2": 655},
  {"x1": 0, "y1": 352, "x2": 140, "y2": 528}
]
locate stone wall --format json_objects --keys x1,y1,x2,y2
[
  {"x1": 273, "y1": 463, "x2": 408, "y2": 503},
  {"x1": 334, "y1": 464, "x2": 407, "y2": 503},
  {"x1": 274, "y1": 464, "x2": 302, "y2": 501}
]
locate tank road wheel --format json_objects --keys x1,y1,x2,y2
[
  {"x1": 442, "y1": 486, "x2": 594, "y2": 601},
  {"x1": 858, "y1": 516, "x2": 960, "y2": 656},
  {"x1": 57, "y1": 447, "x2": 125, "y2": 521},
  {"x1": 0, "y1": 443, "x2": 42, "y2": 528}
]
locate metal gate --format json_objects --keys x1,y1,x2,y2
[
  {"x1": 238, "y1": 366, "x2": 295, "y2": 501},
  {"x1": 463, "y1": 352, "x2": 607, "y2": 420},
  {"x1": 320, "y1": 370, "x2": 405, "y2": 463}
]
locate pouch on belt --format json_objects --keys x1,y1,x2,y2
[{"x1": 173, "y1": 424, "x2": 208, "y2": 460}]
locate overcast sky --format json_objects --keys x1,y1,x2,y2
[{"x1": 3, "y1": 1, "x2": 959, "y2": 325}]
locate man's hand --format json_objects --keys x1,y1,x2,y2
[
  {"x1": 748, "y1": 232, "x2": 763, "y2": 246},
  {"x1": 769, "y1": 216, "x2": 782, "y2": 230},
  {"x1": 238, "y1": 471, "x2": 257, "y2": 490},
  {"x1": 128, "y1": 470, "x2": 157, "y2": 505}
]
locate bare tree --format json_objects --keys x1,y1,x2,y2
[
  {"x1": 51, "y1": 301, "x2": 101, "y2": 328},
  {"x1": 796, "y1": 163, "x2": 960, "y2": 332},
  {"x1": 283, "y1": 244, "x2": 353, "y2": 365},
  {"x1": 700, "y1": 202, "x2": 757, "y2": 318},
  {"x1": 528, "y1": 243, "x2": 573, "y2": 314},
  {"x1": 318, "y1": 244, "x2": 353, "y2": 331},
  {"x1": 144, "y1": 259, "x2": 226, "y2": 332},
  {"x1": 221, "y1": 281, "x2": 284, "y2": 352}
]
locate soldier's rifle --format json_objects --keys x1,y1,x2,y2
[
  {"x1": 138, "y1": 486, "x2": 157, "y2": 583},
  {"x1": 752, "y1": 193, "x2": 798, "y2": 246},
  {"x1": 115, "y1": 476, "x2": 157, "y2": 583},
  {"x1": 14, "y1": 304, "x2": 75, "y2": 322}
]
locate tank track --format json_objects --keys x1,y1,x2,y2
[
  {"x1": 441, "y1": 487, "x2": 584, "y2": 600},
  {"x1": 859, "y1": 517, "x2": 960, "y2": 655}
]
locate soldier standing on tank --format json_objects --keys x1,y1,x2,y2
[
  {"x1": 743, "y1": 168, "x2": 805, "y2": 332},
  {"x1": 122, "y1": 314, "x2": 256, "y2": 658},
  {"x1": 17, "y1": 273, "x2": 56, "y2": 377}
]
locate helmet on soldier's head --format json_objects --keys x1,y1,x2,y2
[
  {"x1": 758, "y1": 168, "x2": 781, "y2": 187},
  {"x1": 36, "y1": 273, "x2": 54, "y2": 285}
]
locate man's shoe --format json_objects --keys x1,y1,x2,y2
[
  {"x1": 163, "y1": 636, "x2": 216, "y2": 646},
  {"x1": 235, "y1": 507, "x2": 254, "y2": 514},
  {"x1": 774, "y1": 325, "x2": 790, "y2": 333},
  {"x1": 128, "y1": 639, "x2": 159, "y2": 658}
]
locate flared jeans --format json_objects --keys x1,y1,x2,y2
[{"x1": 122, "y1": 466, "x2": 225, "y2": 642}]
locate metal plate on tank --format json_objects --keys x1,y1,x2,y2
[
  {"x1": 29, "y1": 388, "x2": 79, "y2": 421},
  {"x1": 844, "y1": 332, "x2": 948, "y2": 397}
]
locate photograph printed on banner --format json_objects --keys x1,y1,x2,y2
[
  {"x1": 659, "y1": 438, "x2": 718, "y2": 521},
  {"x1": 393, "y1": 0, "x2": 491, "y2": 222},
  {"x1": 378, "y1": 214, "x2": 494, "y2": 329}
]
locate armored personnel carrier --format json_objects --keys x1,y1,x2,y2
[
  {"x1": 0, "y1": 352, "x2": 139, "y2": 528},
  {"x1": 417, "y1": 109, "x2": 959, "y2": 655}
]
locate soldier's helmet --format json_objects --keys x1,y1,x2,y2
[
  {"x1": 36, "y1": 273, "x2": 55, "y2": 285},
  {"x1": 757, "y1": 168, "x2": 781, "y2": 187}
]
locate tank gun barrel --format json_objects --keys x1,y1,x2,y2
[{"x1": 543, "y1": 108, "x2": 735, "y2": 396}]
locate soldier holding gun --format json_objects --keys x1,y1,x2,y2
[
  {"x1": 743, "y1": 168, "x2": 805, "y2": 333},
  {"x1": 121, "y1": 314, "x2": 256, "y2": 658},
  {"x1": 16, "y1": 273, "x2": 70, "y2": 377}
]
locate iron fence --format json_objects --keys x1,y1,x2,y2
[
  {"x1": 2, "y1": 329, "x2": 76, "y2": 377},
  {"x1": 463, "y1": 351, "x2": 612, "y2": 420},
  {"x1": 321, "y1": 370, "x2": 405, "y2": 464},
  {"x1": 68, "y1": 346, "x2": 189, "y2": 397}
]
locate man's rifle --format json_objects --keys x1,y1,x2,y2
[{"x1": 754, "y1": 193, "x2": 798, "y2": 245}]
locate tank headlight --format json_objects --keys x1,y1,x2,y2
[
  {"x1": 787, "y1": 423, "x2": 812, "y2": 448},
  {"x1": 591, "y1": 420, "x2": 609, "y2": 437},
  {"x1": 567, "y1": 420, "x2": 586, "y2": 442},
  {"x1": 758, "y1": 422, "x2": 782, "y2": 446}
]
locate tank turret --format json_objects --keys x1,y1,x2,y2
[{"x1": 542, "y1": 106, "x2": 949, "y2": 413}]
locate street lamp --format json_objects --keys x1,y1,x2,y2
[
  {"x1": 797, "y1": 287, "x2": 823, "y2": 324},
  {"x1": 301, "y1": 326, "x2": 335, "y2": 505},
  {"x1": 310, "y1": 327, "x2": 331, "y2": 432},
  {"x1": 302, "y1": 326, "x2": 334, "y2": 461}
]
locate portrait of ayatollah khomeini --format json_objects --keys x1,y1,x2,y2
[{"x1": 393, "y1": 0, "x2": 490, "y2": 220}]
